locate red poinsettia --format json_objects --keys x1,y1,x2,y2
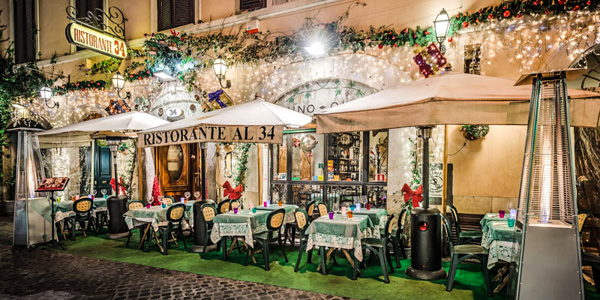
[
  {"x1": 378, "y1": 44, "x2": 384, "y2": 49},
  {"x1": 587, "y1": 0, "x2": 592, "y2": 5},
  {"x1": 447, "y1": 37, "x2": 453, "y2": 43},
  {"x1": 574, "y1": 5, "x2": 581, "y2": 11},
  {"x1": 503, "y1": 10, "x2": 510, "y2": 17},
  {"x1": 488, "y1": 14, "x2": 494, "y2": 20},
  {"x1": 558, "y1": 0, "x2": 566, "y2": 5},
  {"x1": 462, "y1": 21, "x2": 469, "y2": 28}
]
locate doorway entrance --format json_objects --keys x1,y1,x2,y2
[{"x1": 155, "y1": 143, "x2": 204, "y2": 200}]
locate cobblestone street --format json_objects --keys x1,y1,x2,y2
[{"x1": 0, "y1": 217, "x2": 351, "y2": 300}]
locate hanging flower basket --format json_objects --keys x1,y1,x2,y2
[{"x1": 461, "y1": 125, "x2": 490, "y2": 140}]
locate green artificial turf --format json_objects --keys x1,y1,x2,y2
[{"x1": 47, "y1": 230, "x2": 600, "y2": 300}]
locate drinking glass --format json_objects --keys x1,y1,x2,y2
[
  {"x1": 101, "y1": 189, "x2": 107, "y2": 199},
  {"x1": 92, "y1": 190, "x2": 97, "y2": 198},
  {"x1": 146, "y1": 195, "x2": 153, "y2": 208},
  {"x1": 194, "y1": 191, "x2": 200, "y2": 200},
  {"x1": 69, "y1": 191, "x2": 76, "y2": 201},
  {"x1": 56, "y1": 191, "x2": 63, "y2": 203},
  {"x1": 233, "y1": 207, "x2": 239, "y2": 214},
  {"x1": 499, "y1": 210, "x2": 505, "y2": 218},
  {"x1": 184, "y1": 192, "x2": 191, "y2": 200}
]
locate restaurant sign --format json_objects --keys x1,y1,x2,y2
[
  {"x1": 139, "y1": 125, "x2": 284, "y2": 147},
  {"x1": 65, "y1": 23, "x2": 127, "y2": 59}
]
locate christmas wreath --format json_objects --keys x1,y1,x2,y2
[{"x1": 461, "y1": 125, "x2": 490, "y2": 140}]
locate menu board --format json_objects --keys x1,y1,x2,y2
[{"x1": 36, "y1": 177, "x2": 70, "y2": 192}]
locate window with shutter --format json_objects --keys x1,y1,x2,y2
[
  {"x1": 240, "y1": 0, "x2": 266, "y2": 11},
  {"x1": 158, "y1": 0, "x2": 195, "y2": 31},
  {"x1": 75, "y1": 0, "x2": 104, "y2": 51},
  {"x1": 13, "y1": 0, "x2": 37, "y2": 63}
]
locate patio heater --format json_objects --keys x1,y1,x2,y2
[
  {"x1": 105, "y1": 136, "x2": 129, "y2": 239},
  {"x1": 507, "y1": 70, "x2": 584, "y2": 299},
  {"x1": 12, "y1": 129, "x2": 52, "y2": 248},
  {"x1": 406, "y1": 126, "x2": 446, "y2": 280}
]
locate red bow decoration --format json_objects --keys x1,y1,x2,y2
[
  {"x1": 110, "y1": 177, "x2": 126, "y2": 195},
  {"x1": 402, "y1": 183, "x2": 423, "y2": 208},
  {"x1": 223, "y1": 181, "x2": 243, "y2": 200}
]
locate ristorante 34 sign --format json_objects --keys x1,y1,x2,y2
[
  {"x1": 66, "y1": 23, "x2": 127, "y2": 59},
  {"x1": 139, "y1": 125, "x2": 284, "y2": 147}
]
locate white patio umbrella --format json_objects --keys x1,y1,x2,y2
[
  {"x1": 37, "y1": 111, "x2": 170, "y2": 197},
  {"x1": 139, "y1": 98, "x2": 312, "y2": 147},
  {"x1": 315, "y1": 71, "x2": 600, "y2": 133}
]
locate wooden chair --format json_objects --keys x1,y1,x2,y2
[
  {"x1": 217, "y1": 200, "x2": 230, "y2": 214},
  {"x1": 245, "y1": 208, "x2": 288, "y2": 271},
  {"x1": 294, "y1": 208, "x2": 316, "y2": 272},
  {"x1": 200, "y1": 203, "x2": 219, "y2": 257},
  {"x1": 395, "y1": 207, "x2": 408, "y2": 259},
  {"x1": 154, "y1": 203, "x2": 187, "y2": 255},
  {"x1": 306, "y1": 200, "x2": 316, "y2": 221},
  {"x1": 65, "y1": 198, "x2": 97, "y2": 240},
  {"x1": 442, "y1": 215, "x2": 493, "y2": 297},
  {"x1": 230, "y1": 199, "x2": 240, "y2": 210},
  {"x1": 163, "y1": 196, "x2": 174, "y2": 205},
  {"x1": 358, "y1": 214, "x2": 397, "y2": 283},
  {"x1": 125, "y1": 200, "x2": 146, "y2": 248},
  {"x1": 317, "y1": 201, "x2": 330, "y2": 217},
  {"x1": 448, "y1": 205, "x2": 483, "y2": 244}
]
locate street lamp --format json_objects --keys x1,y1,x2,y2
[
  {"x1": 213, "y1": 58, "x2": 231, "y2": 89},
  {"x1": 111, "y1": 71, "x2": 130, "y2": 100},
  {"x1": 434, "y1": 8, "x2": 450, "y2": 54},
  {"x1": 305, "y1": 40, "x2": 326, "y2": 58},
  {"x1": 39, "y1": 86, "x2": 58, "y2": 108}
]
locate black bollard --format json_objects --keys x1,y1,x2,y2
[
  {"x1": 105, "y1": 195, "x2": 130, "y2": 239},
  {"x1": 190, "y1": 199, "x2": 215, "y2": 253}
]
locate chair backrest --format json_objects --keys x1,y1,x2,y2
[
  {"x1": 384, "y1": 213, "x2": 398, "y2": 238},
  {"x1": 399, "y1": 207, "x2": 408, "y2": 229},
  {"x1": 441, "y1": 214, "x2": 454, "y2": 252},
  {"x1": 230, "y1": 199, "x2": 240, "y2": 209},
  {"x1": 267, "y1": 208, "x2": 286, "y2": 231},
  {"x1": 167, "y1": 203, "x2": 186, "y2": 223},
  {"x1": 447, "y1": 204, "x2": 461, "y2": 236},
  {"x1": 201, "y1": 203, "x2": 217, "y2": 223},
  {"x1": 317, "y1": 202, "x2": 329, "y2": 216},
  {"x1": 163, "y1": 196, "x2": 174, "y2": 205},
  {"x1": 74, "y1": 198, "x2": 93, "y2": 213},
  {"x1": 217, "y1": 200, "x2": 230, "y2": 214},
  {"x1": 306, "y1": 200, "x2": 316, "y2": 217},
  {"x1": 578, "y1": 211, "x2": 590, "y2": 235},
  {"x1": 128, "y1": 200, "x2": 145, "y2": 211},
  {"x1": 294, "y1": 208, "x2": 310, "y2": 231}
]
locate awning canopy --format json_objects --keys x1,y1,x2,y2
[
  {"x1": 315, "y1": 71, "x2": 600, "y2": 133},
  {"x1": 138, "y1": 98, "x2": 313, "y2": 147},
  {"x1": 37, "y1": 111, "x2": 169, "y2": 148}
]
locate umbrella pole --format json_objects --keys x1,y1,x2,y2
[
  {"x1": 442, "y1": 125, "x2": 448, "y2": 214},
  {"x1": 419, "y1": 126, "x2": 432, "y2": 209}
]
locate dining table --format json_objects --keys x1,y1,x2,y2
[
  {"x1": 480, "y1": 212, "x2": 516, "y2": 293},
  {"x1": 255, "y1": 203, "x2": 298, "y2": 224},
  {"x1": 53, "y1": 198, "x2": 108, "y2": 223},
  {"x1": 306, "y1": 213, "x2": 374, "y2": 275},
  {"x1": 351, "y1": 207, "x2": 388, "y2": 238},
  {"x1": 123, "y1": 202, "x2": 195, "y2": 251},
  {"x1": 210, "y1": 209, "x2": 270, "y2": 260}
]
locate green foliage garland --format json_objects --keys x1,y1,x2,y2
[
  {"x1": 449, "y1": 0, "x2": 600, "y2": 37},
  {"x1": 54, "y1": 80, "x2": 109, "y2": 95},
  {"x1": 234, "y1": 143, "x2": 252, "y2": 187}
]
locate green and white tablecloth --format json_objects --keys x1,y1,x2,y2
[
  {"x1": 210, "y1": 210, "x2": 270, "y2": 248},
  {"x1": 306, "y1": 214, "x2": 374, "y2": 262},
  {"x1": 123, "y1": 201, "x2": 195, "y2": 231},
  {"x1": 352, "y1": 208, "x2": 387, "y2": 238},
  {"x1": 480, "y1": 213, "x2": 516, "y2": 269},
  {"x1": 255, "y1": 204, "x2": 298, "y2": 224},
  {"x1": 53, "y1": 198, "x2": 108, "y2": 223}
]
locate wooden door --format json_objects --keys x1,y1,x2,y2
[
  {"x1": 94, "y1": 144, "x2": 112, "y2": 197},
  {"x1": 156, "y1": 143, "x2": 202, "y2": 199}
]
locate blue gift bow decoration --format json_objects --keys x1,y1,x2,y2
[{"x1": 208, "y1": 89, "x2": 228, "y2": 108}]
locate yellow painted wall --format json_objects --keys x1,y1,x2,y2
[
  {"x1": 447, "y1": 125, "x2": 527, "y2": 214},
  {"x1": 38, "y1": 0, "x2": 71, "y2": 60}
]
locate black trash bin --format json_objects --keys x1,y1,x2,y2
[
  {"x1": 190, "y1": 199, "x2": 215, "y2": 253},
  {"x1": 106, "y1": 195, "x2": 130, "y2": 239}
]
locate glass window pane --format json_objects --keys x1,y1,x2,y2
[
  {"x1": 272, "y1": 135, "x2": 288, "y2": 181},
  {"x1": 291, "y1": 133, "x2": 324, "y2": 181},
  {"x1": 369, "y1": 131, "x2": 388, "y2": 182},
  {"x1": 327, "y1": 132, "x2": 362, "y2": 182}
]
